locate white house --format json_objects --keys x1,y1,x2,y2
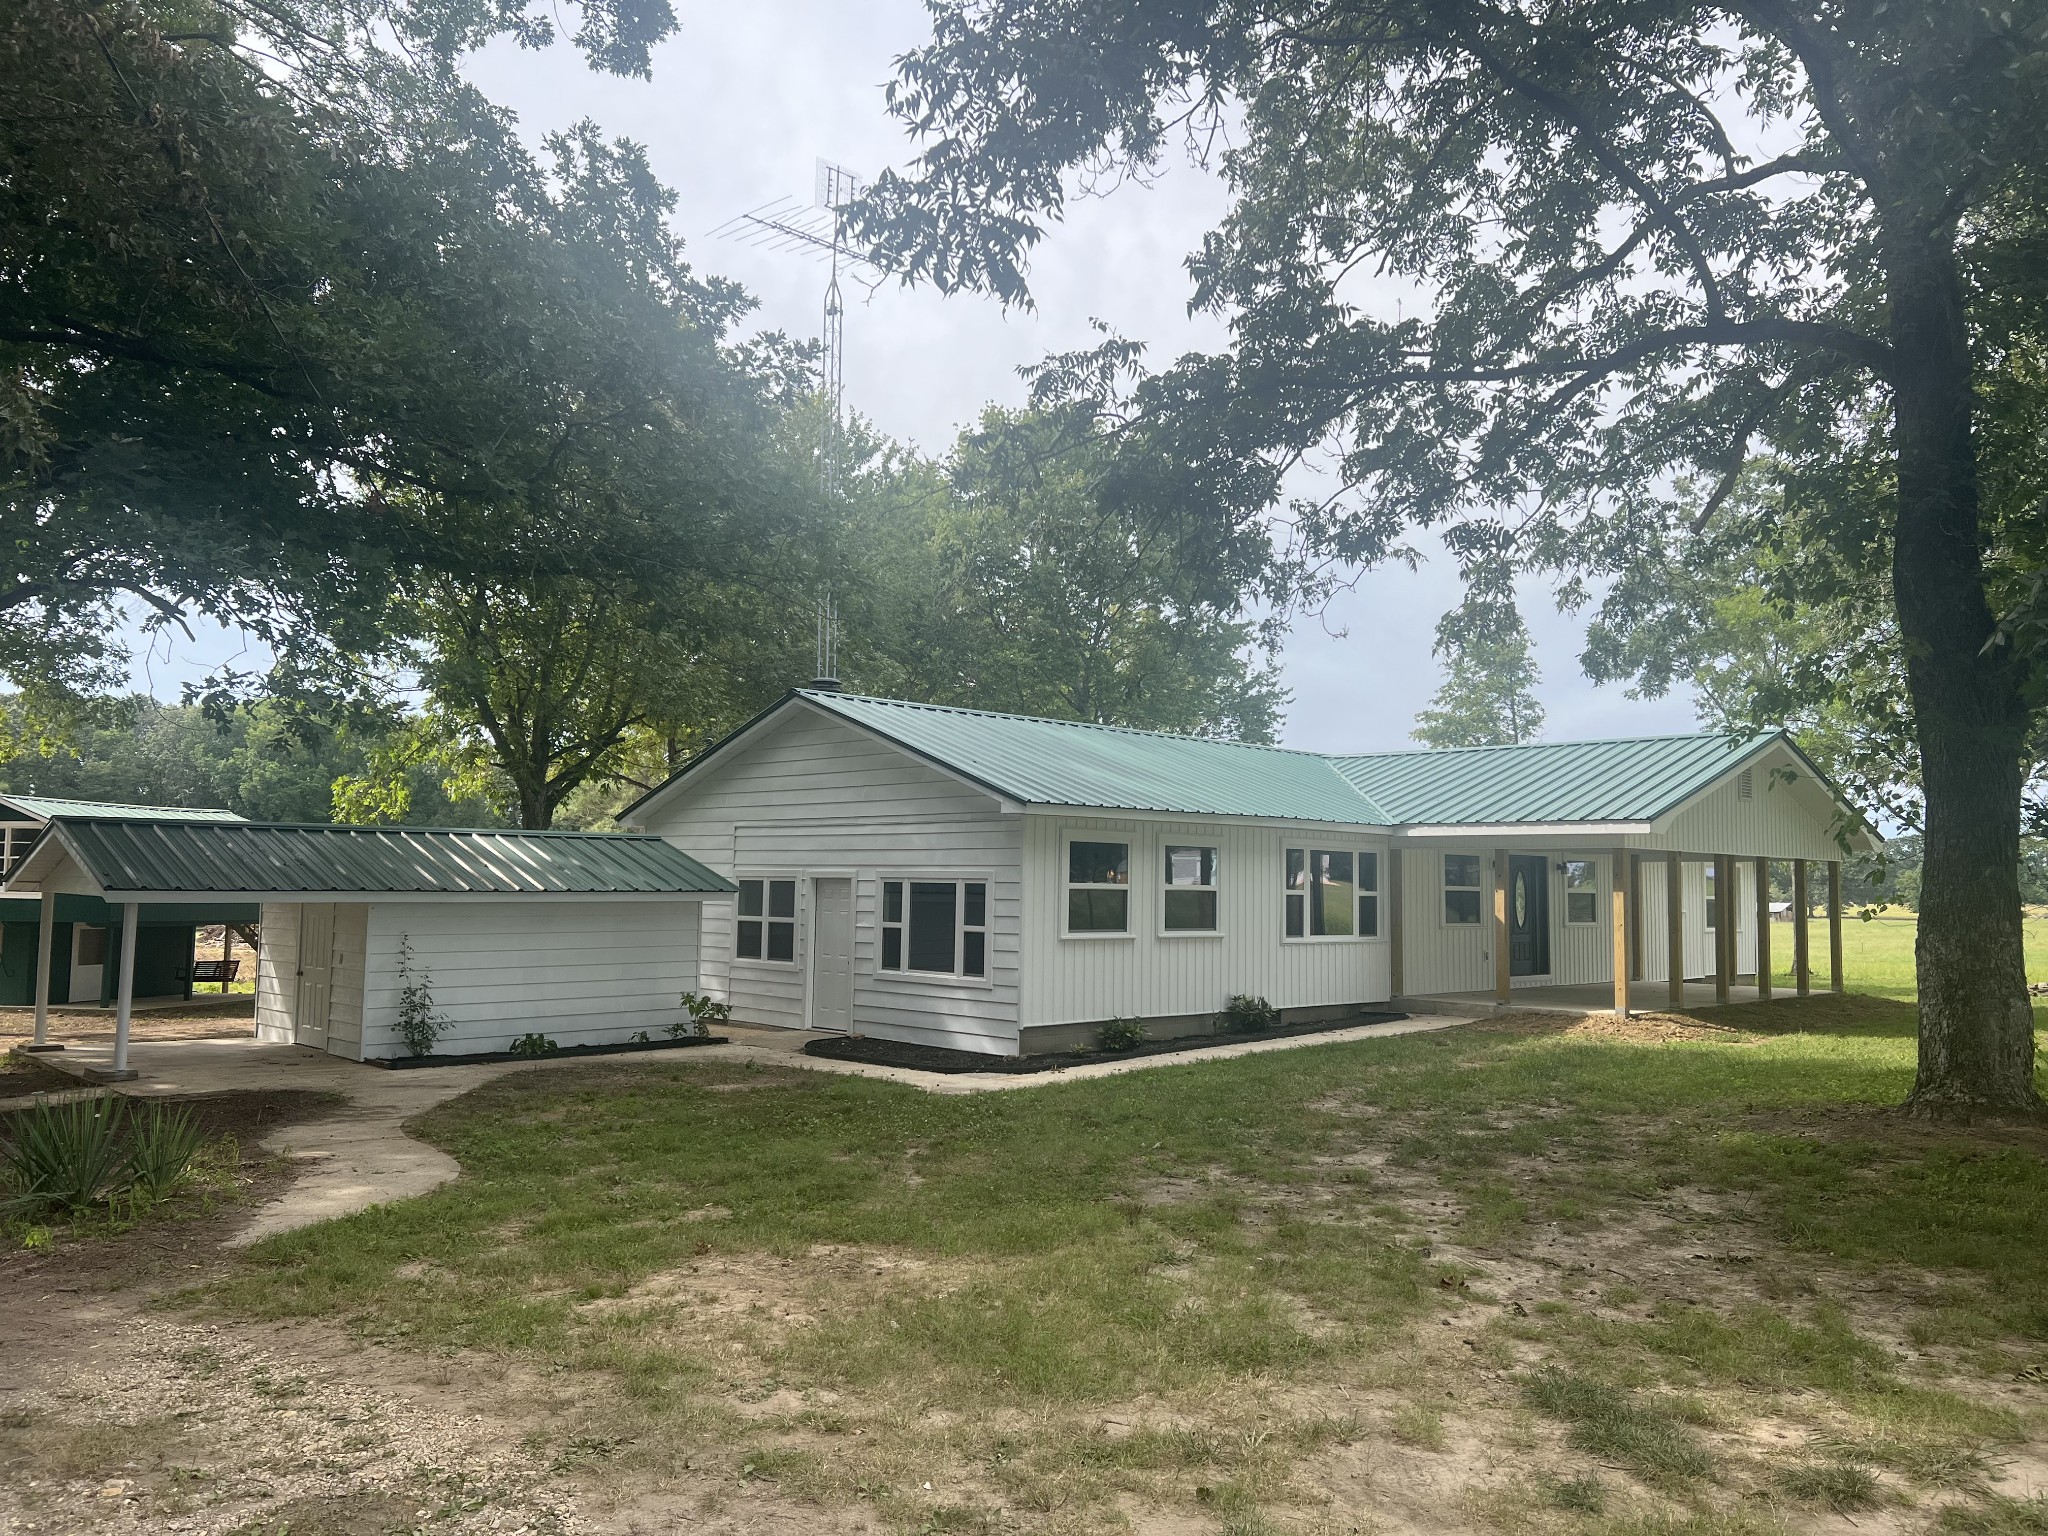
[
  {"x1": 623, "y1": 690, "x2": 1875, "y2": 1057},
  {"x1": 4, "y1": 817, "x2": 732, "y2": 1076}
]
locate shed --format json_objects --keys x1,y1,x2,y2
[{"x1": 5, "y1": 817, "x2": 733, "y2": 1077}]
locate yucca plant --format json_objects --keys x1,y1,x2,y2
[
  {"x1": 4, "y1": 1094, "x2": 130, "y2": 1215},
  {"x1": 124, "y1": 1101, "x2": 203, "y2": 1206}
]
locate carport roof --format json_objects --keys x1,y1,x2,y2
[{"x1": 10, "y1": 818, "x2": 735, "y2": 899}]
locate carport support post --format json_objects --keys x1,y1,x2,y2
[
  {"x1": 1713, "y1": 855, "x2": 1733, "y2": 1005},
  {"x1": 29, "y1": 889, "x2": 55, "y2": 1050},
  {"x1": 1827, "y1": 860, "x2": 1845, "y2": 994},
  {"x1": 1493, "y1": 847, "x2": 1512, "y2": 1005},
  {"x1": 1754, "y1": 857, "x2": 1773, "y2": 1001},
  {"x1": 1792, "y1": 860, "x2": 1811, "y2": 995},
  {"x1": 1665, "y1": 854, "x2": 1685, "y2": 1010},
  {"x1": 111, "y1": 900, "x2": 138, "y2": 1077},
  {"x1": 1611, "y1": 847, "x2": 1631, "y2": 1018}
]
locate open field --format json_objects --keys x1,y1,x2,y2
[{"x1": 1770, "y1": 913, "x2": 2048, "y2": 1004}]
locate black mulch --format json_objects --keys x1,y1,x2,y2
[
  {"x1": 803, "y1": 1012, "x2": 1410, "y2": 1076},
  {"x1": 372, "y1": 1034, "x2": 730, "y2": 1069}
]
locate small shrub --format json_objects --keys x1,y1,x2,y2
[
  {"x1": 630, "y1": 1030, "x2": 651, "y2": 1044},
  {"x1": 124, "y1": 1101, "x2": 203, "y2": 1206},
  {"x1": 1217, "y1": 994, "x2": 1279, "y2": 1033},
  {"x1": 4, "y1": 1094, "x2": 129, "y2": 1215},
  {"x1": 508, "y1": 1034, "x2": 559, "y2": 1057},
  {"x1": 671, "y1": 991, "x2": 732, "y2": 1040},
  {"x1": 1097, "y1": 1016, "x2": 1146, "y2": 1052},
  {"x1": 394, "y1": 935, "x2": 449, "y2": 1058}
]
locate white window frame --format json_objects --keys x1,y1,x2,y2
[
  {"x1": 734, "y1": 873, "x2": 800, "y2": 967},
  {"x1": 1442, "y1": 852, "x2": 1485, "y2": 927},
  {"x1": 1282, "y1": 842, "x2": 1385, "y2": 943},
  {"x1": 1562, "y1": 859, "x2": 1600, "y2": 926},
  {"x1": 1159, "y1": 842, "x2": 1222, "y2": 938},
  {"x1": 1062, "y1": 832, "x2": 1135, "y2": 940},
  {"x1": 876, "y1": 871, "x2": 995, "y2": 987}
]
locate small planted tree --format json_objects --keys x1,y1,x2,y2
[{"x1": 394, "y1": 935, "x2": 448, "y2": 1058}]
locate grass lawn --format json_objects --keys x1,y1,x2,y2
[
  {"x1": 1772, "y1": 912, "x2": 2048, "y2": 1004},
  {"x1": 200, "y1": 977, "x2": 2048, "y2": 1535}
]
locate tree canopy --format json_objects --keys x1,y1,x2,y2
[{"x1": 1412, "y1": 601, "x2": 1545, "y2": 749}]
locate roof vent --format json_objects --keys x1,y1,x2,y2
[{"x1": 1736, "y1": 768, "x2": 1753, "y2": 800}]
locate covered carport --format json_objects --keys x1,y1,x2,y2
[{"x1": 4, "y1": 816, "x2": 735, "y2": 1081}]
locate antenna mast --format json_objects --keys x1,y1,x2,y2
[{"x1": 712, "y1": 159, "x2": 871, "y2": 501}]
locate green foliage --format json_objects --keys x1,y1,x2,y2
[
  {"x1": 670, "y1": 992, "x2": 732, "y2": 1041},
  {"x1": 1938, "y1": 1496, "x2": 2048, "y2": 1536},
  {"x1": 1773, "y1": 1460, "x2": 1883, "y2": 1512},
  {"x1": 2, "y1": 1094, "x2": 201, "y2": 1217},
  {"x1": 1096, "y1": 1017, "x2": 1147, "y2": 1052},
  {"x1": 4, "y1": 1095, "x2": 130, "y2": 1215},
  {"x1": 1412, "y1": 599, "x2": 1545, "y2": 748},
  {"x1": 507, "y1": 1034, "x2": 560, "y2": 1058},
  {"x1": 393, "y1": 936, "x2": 447, "y2": 1059},
  {"x1": 1217, "y1": 995, "x2": 1279, "y2": 1033}
]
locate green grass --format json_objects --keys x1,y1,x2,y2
[
  {"x1": 1772, "y1": 911, "x2": 2048, "y2": 1003},
  {"x1": 194, "y1": 991, "x2": 2048, "y2": 1532}
]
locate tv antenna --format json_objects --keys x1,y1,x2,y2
[
  {"x1": 712, "y1": 160, "x2": 874, "y2": 500},
  {"x1": 812, "y1": 591, "x2": 841, "y2": 691}
]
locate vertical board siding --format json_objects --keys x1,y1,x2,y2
[
  {"x1": 1399, "y1": 847, "x2": 1615, "y2": 994},
  {"x1": 1633, "y1": 858, "x2": 1758, "y2": 983},
  {"x1": 254, "y1": 901, "x2": 298, "y2": 1043},
  {"x1": 639, "y1": 708, "x2": 1025, "y2": 1054},
  {"x1": 325, "y1": 904, "x2": 368, "y2": 1059},
  {"x1": 358, "y1": 901, "x2": 703, "y2": 1058},
  {"x1": 1018, "y1": 814, "x2": 1391, "y2": 1027},
  {"x1": 1659, "y1": 748, "x2": 1848, "y2": 862}
]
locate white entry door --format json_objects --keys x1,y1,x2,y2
[
  {"x1": 810, "y1": 878, "x2": 854, "y2": 1033},
  {"x1": 295, "y1": 903, "x2": 334, "y2": 1049}
]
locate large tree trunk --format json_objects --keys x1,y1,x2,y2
[{"x1": 1888, "y1": 239, "x2": 2040, "y2": 1117}]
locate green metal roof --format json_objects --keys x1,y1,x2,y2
[
  {"x1": 0, "y1": 794, "x2": 245, "y2": 823},
  {"x1": 799, "y1": 693, "x2": 1395, "y2": 825},
  {"x1": 32, "y1": 818, "x2": 734, "y2": 897},
  {"x1": 1328, "y1": 731, "x2": 1781, "y2": 825}
]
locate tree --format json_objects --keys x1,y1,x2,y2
[
  {"x1": 853, "y1": 0, "x2": 2048, "y2": 1115},
  {"x1": 5, "y1": 0, "x2": 787, "y2": 705},
  {"x1": 1413, "y1": 602, "x2": 1545, "y2": 748},
  {"x1": 848, "y1": 407, "x2": 1288, "y2": 740}
]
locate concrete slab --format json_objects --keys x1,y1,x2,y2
[{"x1": 9, "y1": 1013, "x2": 1469, "y2": 1242}]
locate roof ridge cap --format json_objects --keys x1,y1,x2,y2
[
  {"x1": 804, "y1": 690, "x2": 1337, "y2": 759},
  {"x1": 1330, "y1": 727, "x2": 1775, "y2": 762}
]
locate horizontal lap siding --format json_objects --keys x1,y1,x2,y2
[
  {"x1": 359, "y1": 901, "x2": 701, "y2": 1057},
  {"x1": 638, "y1": 709, "x2": 1024, "y2": 1052},
  {"x1": 1020, "y1": 814, "x2": 1390, "y2": 1027}
]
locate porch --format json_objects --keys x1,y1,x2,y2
[{"x1": 1396, "y1": 977, "x2": 1772, "y2": 1017}]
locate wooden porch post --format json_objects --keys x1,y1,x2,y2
[
  {"x1": 29, "y1": 889, "x2": 56, "y2": 1051},
  {"x1": 1792, "y1": 859, "x2": 1810, "y2": 995},
  {"x1": 1665, "y1": 854, "x2": 1685, "y2": 1010},
  {"x1": 1611, "y1": 847, "x2": 1631, "y2": 1017},
  {"x1": 1754, "y1": 857, "x2": 1773, "y2": 1001},
  {"x1": 1713, "y1": 855, "x2": 1733, "y2": 1005},
  {"x1": 1827, "y1": 860, "x2": 1845, "y2": 993},
  {"x1": 1493, "y1": 848, "x2": 1511, "y2": 1005},
  {"x1": 1387, "y1": 849, "x2": 1404, "y2": 999}
]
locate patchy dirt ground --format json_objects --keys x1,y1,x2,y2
[{"x1": 0, "y1": 998, "x2": 256, "y2": 1047}]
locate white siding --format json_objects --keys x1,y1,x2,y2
[
  {"x1": 1017, "y1": 813, "x2": 1391, "y2": 1028},
  {"x1": 1634, "y1": 857, "x2": 1759, "y2": 984},
  {"x1": 359, "y1": 900, "x2": 702, "y2": 1058},
  {"x1": 254, "y1": 901, "x2": 297, "y2": 1044},
  {"x1": 1657, "y1": 747, "x2": 1848, "y2": 862},
  {"x1": 636, "y1": 706, "x2": 1025, "y2": 1054}
]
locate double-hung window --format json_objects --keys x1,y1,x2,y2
[
  {"x1": 1443, "y1": 854, "x2": 1484, "y2": 925},
  {"x1": 736, "y1": 877, "x2": 796, "y2": 962},
  {"x1": 881, "y1": 879, "x2": 988, "y2": 978},
  {"x1": 1356, "y1": 851, "x2": 1380, "y2": 937},
  {"x1": 1162, "y1": 845, "x2": 1220, "y2": 933},
  {"x1": 1285, "y1": 848, "x2": 1357, "y2": 938},
  {"x1": 1066, "y1": 841, "x2": 1130, "y2": 934},
  {"x1": 1563, "y1": 860, "x2": 1599, "y2": 925}
]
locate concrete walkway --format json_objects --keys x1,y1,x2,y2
[{"x1": 9, "y1": 1014, "x2": 1463, "y2": 1244}]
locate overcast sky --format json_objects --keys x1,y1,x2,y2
[{"x1": 124, "y1": 0, "x2": 1700, "y2": 751}]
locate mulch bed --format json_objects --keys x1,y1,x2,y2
[
  {"x1": 804, "y1": 1011, "x2": 1411, "y2": 1075},
  {"x1": 372, "y1": 1034, "x2": 730, "y2": 1069}
]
